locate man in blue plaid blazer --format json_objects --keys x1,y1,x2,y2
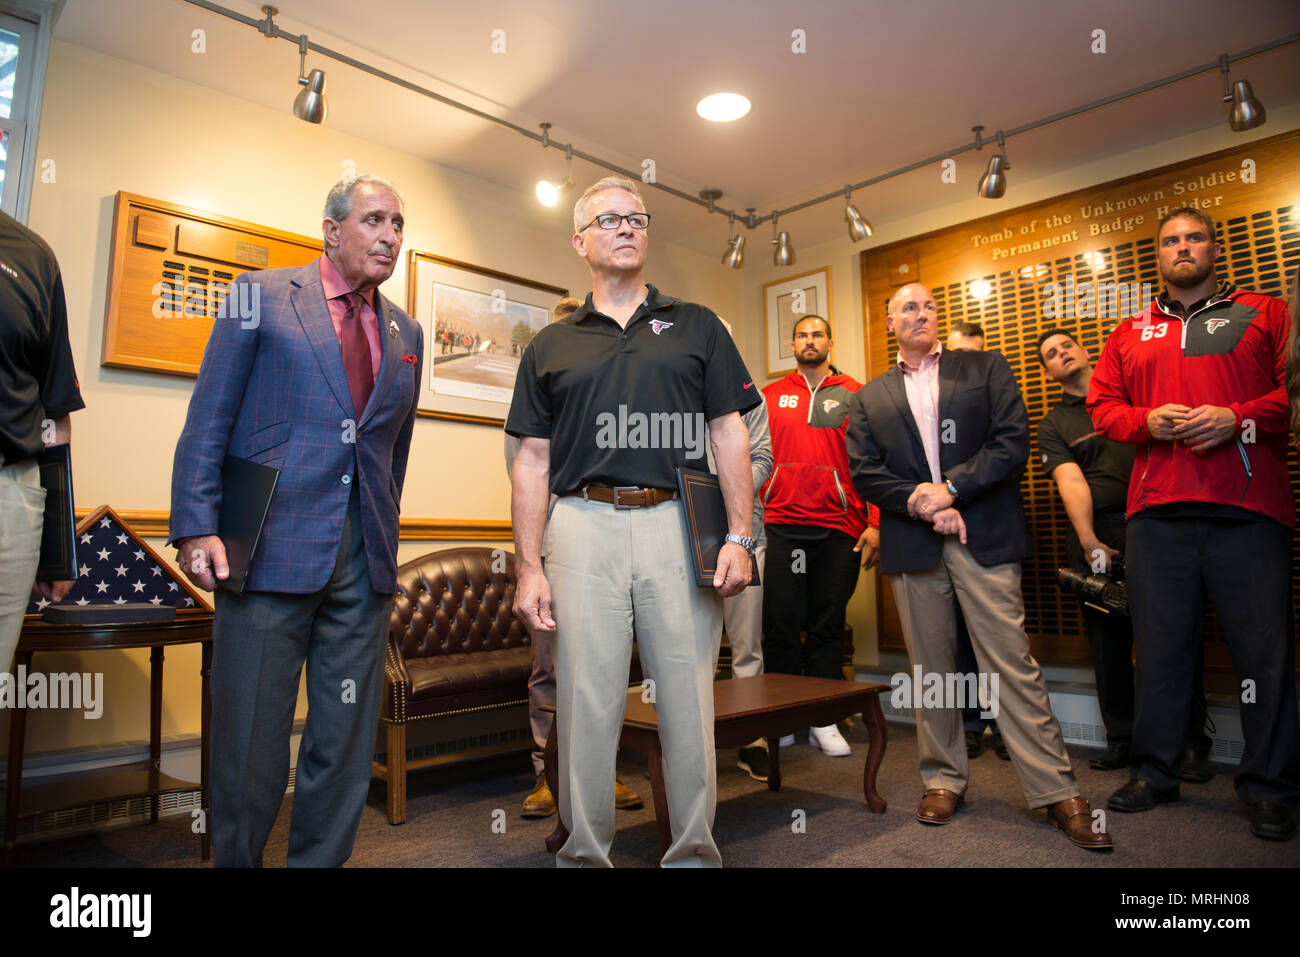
[{"x1": 170, "y1": 174, "x2": 422, "y2": 867}]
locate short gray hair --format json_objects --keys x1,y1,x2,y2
[
  {"x1": 573, "y1": 176, "x2": 645, "y2": 233},
  {"x1": 323, "y1": 173, "x2": 403, "y2": 223}
]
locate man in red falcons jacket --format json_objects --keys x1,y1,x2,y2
[
  {"x1": 1088, "y1": 206, "x2": 1299, "y2": 842},
  {"x1": 761, "y1": 314, "x2": 879, "y2": 757}
]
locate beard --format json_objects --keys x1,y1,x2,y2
[
  {"x1": 795, "y1": 346, "x2": 828, "y2": 367},
  {"x1": 1161, "y1": 256, "x2": 1215, "y2": 289}
]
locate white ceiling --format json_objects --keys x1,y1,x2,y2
[{"x1": 53, "y1": 0, "x2": 1300, "y2": 254}]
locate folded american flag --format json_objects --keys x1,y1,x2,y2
[{"x1": 27, "y1": 505, "x2": 210, "y2": 615}]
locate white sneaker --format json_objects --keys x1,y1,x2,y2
[
  {"x1": 809, "y1": 724, "x2": 851, "y2": 756},
  {"x1": 778, "y1": 734, "x2": 795, "y2": 747}
]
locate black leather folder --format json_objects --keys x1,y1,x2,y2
[
  {"x1": 36, "y1": 443, "x2": 77, "y2": 581},
  {"x1": 218, "y1": 455, "x2": 279, "y2": 595},
  {"x1": 675, "y1": 466, "x2": 760, "y2": 588}
]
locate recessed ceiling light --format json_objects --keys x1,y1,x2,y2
[{"x1": 697, "y1": 93, "x2": 751, "y2": 122}]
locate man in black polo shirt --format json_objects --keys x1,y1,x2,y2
[
  {"x1": 507, "y1": 176, "x2": 757, "y2": 867},
  {"x1": 1037, "y1": 328, "x2": 1213, "y2": 776},
  {"x1": 0, "y1": 210, "x2": 84, "y2": 672}
]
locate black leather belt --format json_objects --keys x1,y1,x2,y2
[{"x1": 564, "y1": 484, "x2": 679, "y2": 509}]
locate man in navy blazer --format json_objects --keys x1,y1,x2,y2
[
  {"x1": 170, "y1": 174, "x2": 421, "y2": 866},
  {"x1": 846, "y1": 282, "x2": 1110, "y2": 851}
]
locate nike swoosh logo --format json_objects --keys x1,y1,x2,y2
[{"x1": 743, "y1": 381, "x2": 754, "y2": 389}]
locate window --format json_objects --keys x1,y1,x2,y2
[{"x1": 0, "y1": 2, "x2": 54, "y2": 221}]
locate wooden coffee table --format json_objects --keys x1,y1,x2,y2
[{"x1": 543, "y1": 674, "x2": 889, "y2": 856}]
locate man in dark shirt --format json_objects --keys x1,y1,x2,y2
[
  {"x1": 1037, "y1": 328, "x2": 1212, "y2": 777},
  {"x1": 508, "y1": 176, "x2": 757, "y2": 866},
  {"x1": 0, "y1": 210, "x2": 83, "y2": 672}
]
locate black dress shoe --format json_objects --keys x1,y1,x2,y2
[
  {"x1": 965, "y1": 730, "x2": 983, "y2": 758},
  {"x1": 1248, "y1": 801, "x2": 1297, "y2": 841},
  {"x1": 1179, "y1": 746, "x2": 1215, "y2": 784},
  {"x1": 993, "y1": 733, "x2": 1010, "y2": 761},
  {"x1": 1108, "y1": 778, "x2": 1180, "y2": 812},
  {"x1": 1090, "y1": 740, "x2": 1131, "y2": 771}
]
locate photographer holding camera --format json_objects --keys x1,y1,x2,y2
[{"x1": 1036, "y1": 328, "x2": 1212, "y2": 777}]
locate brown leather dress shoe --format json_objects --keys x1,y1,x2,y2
[
  {"x1": 916, "y1": 788, "x2": 964, "y2": 825},
  {"x1": 1046, "y1": 796, "x2": 1113, "y2": 851},
  {"x1": 614, "y1": 778, "x2": 644, "y2": 810},
  {"x1": 521, "y1": 773, "x2": 557, "y2": 818}
]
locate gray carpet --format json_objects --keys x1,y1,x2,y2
[{"x1": 10, "y1": 717, "x2": 1299, "y2": 867}]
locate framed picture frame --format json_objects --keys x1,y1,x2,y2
[
  {"x1": 763, "y1": 266, "x2": 832, "y2": 378},
  {"x1": 406, "y1": 250, "x2": 568, "y2": 426}
]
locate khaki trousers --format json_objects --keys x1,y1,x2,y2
[
  {"x1": 545, "y1": 495, "x2": 723, "y2": 867},
  {"x1": 889, "y1": 537, "x2": 1078, "y2": 808},
  {"x1": 0, "y1": 460, "x2": 44, "y2": 672},
  {"x1": 719, "y1": 544, "x2": 765, "y2": 678}
]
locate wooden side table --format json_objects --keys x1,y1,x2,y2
[
  {"x1": 543, "y1": 674, "x2": 889, "y2": 858},
  {"x1": 3, "y1": 611, "x2": 213, "y2": 864}
]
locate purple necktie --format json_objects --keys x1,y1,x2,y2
[{"x1": 339, "y1": 291, "x2": 373, "y2": 418}]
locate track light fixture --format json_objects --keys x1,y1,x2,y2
[
  {"x1": 975, "y1": 127, "x2": 1010, "y2": 199},
  {"x1": 700, "y1": 190, "x2": 744, "y2": 268},
  {"x1": 1219, "y1": 54, "x2": 1266, "y2": 132},
  {"x1": 772, "y1": 214, "x2": 794, "y2": 267},
  {"x1": 535, "y1": 124, "x2": 574, "y2": 206},
  {"x1": 844, "y1": 186, "x2": 872, "y2": 241},
  {"x1": 722, "y1": 212, "x2": 745, "y2": 268},
  {"x1": 291, "y1": 32, "x2": 327, "y2": 124},
  {"x1": 191, "y1": 3, "x2": 1297, "y2": 259}
]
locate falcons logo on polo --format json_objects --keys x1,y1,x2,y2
[
  {"x1": 822, "y1": 398, "x2": 840, "y2": 414},
  {"x1": 649, "y1": 319, "x2": 674, "y2": 335},
  {"x1": 1205, "y1": 318, "x2": 1230, "y2": 334}
]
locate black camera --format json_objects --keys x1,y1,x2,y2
[{"x1": 1057, "y1": 558, "x2": 1128, "y2": 617}]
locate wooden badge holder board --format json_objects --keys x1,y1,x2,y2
[
  {"x1": 101, "y1": 191, "x2": 322, "y2": 376},
  {"x1": 859, "y1": 129, "x2": 1300, "y2": 672}
]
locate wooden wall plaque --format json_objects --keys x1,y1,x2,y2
[
  {"x1": 859, "y1": 128, "x2": 1300, "y2": 673},
  {"x1": 101, "y1": 192, "x2": 322, "y2": 376}
]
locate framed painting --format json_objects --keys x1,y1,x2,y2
[
  {"x1": 406, "y1": 251, "x2": 568, "y2": 425},
  {"x1": 763, "y1": 266, "x2": 832, "y2": 378}
]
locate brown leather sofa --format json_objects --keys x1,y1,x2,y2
[
  {"x1": 372, "y1": 546, "x2": 847, "y2": 825},
  {"x1": 373, "y1": 546, "x2": 531, "y2": 824}
]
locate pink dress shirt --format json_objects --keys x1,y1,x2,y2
[
  {"x1": 897, "y1": 342, "x2": 943, "y2": 484},
  {"x1": 318, "y1": 254, "x2": 382, "y2": 382}
]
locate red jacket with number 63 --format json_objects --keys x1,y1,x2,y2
[{"x1": 1086, "y1": 285, "x2": 1293, "y2": 529}]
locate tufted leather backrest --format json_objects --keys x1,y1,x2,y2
[{"x1": 389, "y1": 547, "x2": 530, "y2": 660}]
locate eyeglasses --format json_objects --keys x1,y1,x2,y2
[{"x1": 579, "y1": 212, "x2": 651, "y2": 231}]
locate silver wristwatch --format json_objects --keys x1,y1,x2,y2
[
  {"x1": 944, "y1": 478, "x2": 959, "y2": 500},
  {"x1": 724, "y1": 533, "x2": 757, "y2": 553}
]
